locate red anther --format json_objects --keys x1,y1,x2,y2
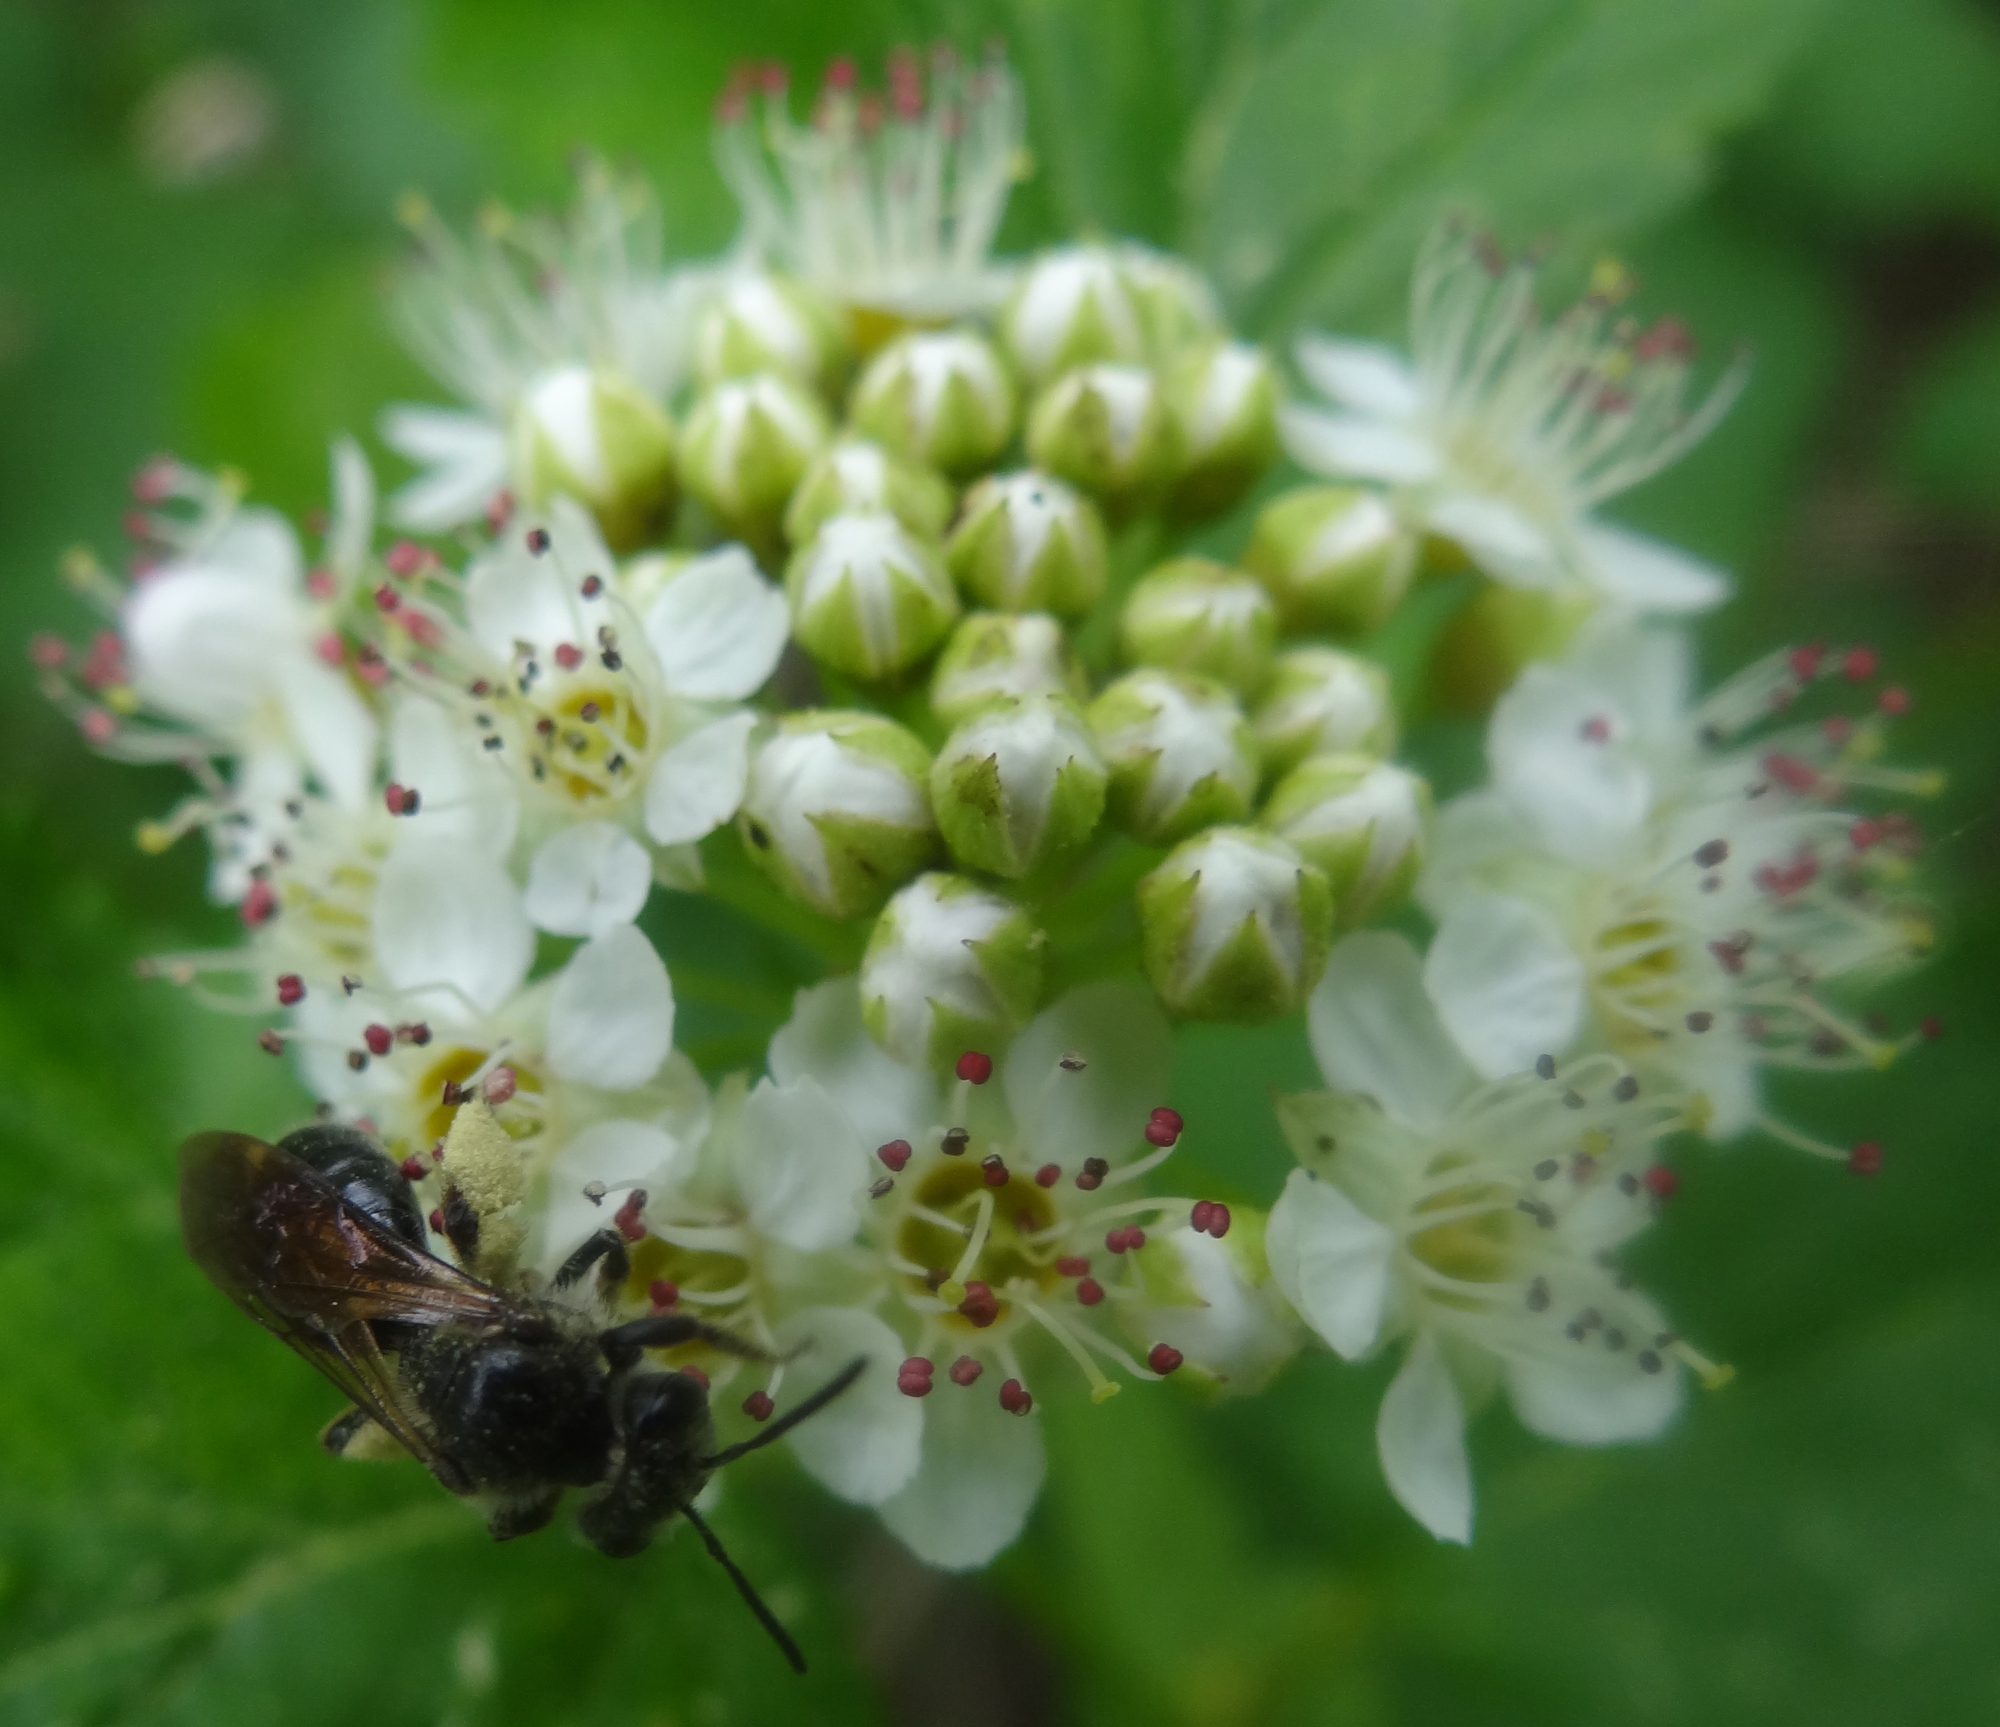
[
  {"x1": 306, "y1": 567, "x2": 336, "y2": 600},
  {"x1": 554, "y1": 643, "x2": 584, "y2": 670},
  {"x1": 525, "y1": 527, "x2": 551, "y2": 554},
  {"x1": 981, "y1": 1155, "x2": 1009, "y2": 1188},
  {"x1": 948, "y1": 1355, "x2": 984, "y2": 1387},
  {"x1": 383, "y1": 539, "x2": 425, "y2": 577},
  {"x1": 384, "y1": 782, "x2": 414, "y2": 815},
  {"x1": 1633, "y1": 314, "x2": 1694, "y2": 363},
  {"x1": 1076, "y1": 1277, "x2": 1104, "y2": 1307},
  {"x1": 79, "y1": 708, "x2": 116, "y2": 745},
  {"x1": 1788, "y1": 643, "x2": 1825, "y2": 680},
  {"x1": 1707, "y1": 936, "x2": 1749, "y2": 976},
  {"x1": 132, "y1": 455, "x2": 177, "y2": 503},
  {"x1": 79, "y1": 631, "x2": 126, "y2": 689},
  {"x1": 256, "y1": 1029, "x2": 284, "y2": 1056},
  {"x1": 877, "y1": 1138, "x2": 912, "y2": 1172},
  {"x1": 955, "y1": 1049, "x2": 994, "y2": 1084},
  {"x1": 897, "y1": 1356, "x2": 935, "y2": 1397},
  {"x1": 649, "y1": 1280, "x2": 679, "y2": 1310},
  {"x1": 1841, "y1": 645, "x2": 1879, "y2": 682},
  {"x1": 613, "y1": 1189, "x2": 649, "y2": 1242},
  {"x1": 1920, "y1": 1015, "x2": 1944, "y2": 1041},
  {"x1": 276, "y1": 973, "x2": 305, "y2": 1006},
  {"x1": 354, "y1": 646, "x2": 390, "y2": 687},
  {"x1": 757, "y1": 58, "x2": 788, "y2": 94},
  {"x1": 1035, "y1": 1163, "x2": 1060, "y2": 1187},
  {"x1": 28, "y1": 633, "x2": 67, "y2": 670},
  {"x1": 681, "y1": 1367, "x2": 710, "y2": 1390},
  {"x1": 1106, "y1": 1225, "x2": 1145, "y2": 1254},
  {"x1": 240, "y1": 879, "x2": 277, "y2": 928},
  {"x1": 1144, "y1": 1116, "x2": 1181, "y2": 1148},
  {"x1": 1878, "y1": 684, "x2": 1911, "y2": 715},
  {"x1": 957, "y1": 1281, "x2": 1000, "y2": 1328},
  {"x1": 1849, "y1": 817, "x2": 1886, "y2": 850},
  {"x1": 313, "y1": 631, "x2": 346, "y2": 667},
  {"x1": 579, "y1": 574, "x2": 603, "y2": 599},
  {"x1": 1076, "y1": 1157, "x2": 1108, "y2": 1191},
  {"x1": 1205, "y1": 1203, "x2": 1232, "y2": 1239},
  {"x1": 1849, "y1": 1140, "x2": 1884, "y2": 1176},
  {"x1": 363, "y1": 1023, "x2": 393, "y2": 1057},
  {"x1": 743, "y1": 1390, "x2": 774, "y2": 1421},
  {"x1": 1821, "y1": 715, "x2": 1853, "y2": 746},
  {"x1": 482, "y1": 1066, "x2": 517, "y2": 1104},
  {"x1": 1055, "y1": 1255, "x2": 1090, "y2": 1277},
  {"x1": 1763, "y1": 753, "x2": 1820, "y2": 795},
  {"x1": 536, "y1": 716, "x2": 556, "y2": 737},
  {"x1": 1580, "y1": 713, "x2": 1612, "y2": 743},
  {"x1": 486, "y1": 490, "x2": 515, "y2": 532},
  {"x1": 1642, "y1": 1165, "x2": 1679, "y2": 1200},
  {"x1": 1191, "y1": 1200, "x2": 1215, "y2": 1234},
  {"x1": 826, "y1": 54, "x2": 857, "y2": 90},
  {"x1": 373, "y1": 582, "x2": 400, "y2": 613},
  {"x1": 429, "y1": 1208, "x2": 445, "y2": 1234},
  {"x1": 402, "y1": 1022, "x2": 432, "y2": 1046},
  {"x1": 1148, "y1": 1343, "x2": 1184, "y2": 1375},
  {"x1": 398, "y1": 1156, "x2": 428, "y2": 1183},
  {"x1": 998, "y1": 1378, "x2": 1032, "y2": 1415},
  {"x1": 403, "y1": 611, "x2": 443, "y2": 650}
]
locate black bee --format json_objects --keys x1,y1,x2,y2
[{"x1": 178, "y1": 1122, "x2": 862, "y2": 1673}]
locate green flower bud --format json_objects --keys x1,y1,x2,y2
[
  {"x1": 1119, "y1": 556, "x2": 1277, "y2": 693},
  {"x1": 1165, "y1": 341, "x2": 1280, "y2": 519},
  {"x1": 1025, "y1": 364, "x2": 1183, "y2": 508},
  {"x1": 1242, "y1": 484, "x2": 1418, "y2": 634},
  {"x1": 1088, "y1": 668, "x2": 1258, "y2": 845},
  {"x1": 848, "y1": 329, "x2": 1016, "y2": 478},
  {"x1": 785, "y1": 512, "x2": 960, "y2": 681},
  {"x1": 783, "y1": 437, "x2": 954, "y2": 546},
  {"x1": 679, "y1": 371, "x2": 831, "y2": 530},
  {"x1": 1262, "y1": 753, "x2": 1430, "y2": 926},
  {"x1": 945, "y1": 470, "x2": 1108, "y2": 618},
  {"x1": 930, "y1": 611, "x2": 1087, "y2": 726},
  {"x1": 1000, "y1": 246, "x2": 1146, "y2": 386},
  {"x1": 930, "y1": 693, "x2": 1107, "y2": 879},
  {"x1": 1137, "y1": 827, "x2": 1333, "y2": 1023},
  {"x1": 1118, "y1": 245, "x2": 1223, "y2": 361},
  {"x1": 737, "y1": 710, "x2": 937, "y2": 919},
  {"x1": 695, "y1": 270, "x2": 846, "y2": 395},
  {"x1": 860, "y1": 872, "x2": 1046, "y2": 1067},
  {"x1": 510, "y1": 364, "x2": 676, "y2": 553},
  {"x1": 1250, "y1": 646, "x2": 1396, "y2": 782}
]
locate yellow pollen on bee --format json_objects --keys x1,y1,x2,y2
[{"x1": 440, "y1": 1098, "x2": 526, "y2": 1216}]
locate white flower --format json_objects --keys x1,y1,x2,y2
[
  {"x1": 714, "y1": 47, "x2": 1024, "y2": 325},
  {"x1": 1419, "y1": 621, "x2": 1938, "y2": 1144},
  {"x1": 1268, "y1": 932, "x2": 1711, "y2": 1543},
  {"x1": 381, "y1": 161, "x2": 707, "y2": 535},
  {"x1": 1280, "y1": 227, "x2": 1745, "y2": 614}
]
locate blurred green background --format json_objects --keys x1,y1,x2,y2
[{"x1": 3, "y1": 1, "x2": 1998, "y2": 1722}]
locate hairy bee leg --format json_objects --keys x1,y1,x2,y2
[
  {"x1": 553, "y1": 1226, "x2": 629, "y2": 1292},
  {"x1": 320, "y1": 1406, "x2": 374, "y2": 1455},
  {"x1": 486, "y1": 1488, "x2": 563, "y2": 1542},
  {"x1": 598, "y1": 1315, "x2": 777, "y2": 1371}
]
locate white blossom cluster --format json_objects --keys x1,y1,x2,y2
[{"x1": 33, "y1": 45, "x2": 1939, "y2": 1560}]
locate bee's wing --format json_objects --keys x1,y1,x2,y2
[{"x1": 178, "y1": 1130, "x2": 508, "y2": 1488}]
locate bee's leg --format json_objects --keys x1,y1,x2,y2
[
  {"x1": 320, "y1": 1406, "x2": 373, "y2": 1455},
  {"x1": 319, "y1": 1407, "x2": 411, "y2": 1463},
  {"x1": 553, "y1": 1226, "x2": 629, "y2": 1291},
  {"x1": 598, "y1": 1315, "x2": 777, "y2": 1371},
  {"x1": 486, "y1": 1488, "x2": 562, "y2": 1542}
]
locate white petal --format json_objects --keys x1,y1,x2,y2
[
  {"x1": 773, "y1": 1306, "x2": 924, "y2": 1507},
  {"x1": 878, "y1": 1372, "x2": 1046, "y2": 1570},
  {"x1": 1002, "y1": 981, "x2": 1171, "y2": 1170},
  {"x1": 378, "y1": 405, "x2": 511, "y2": 532},
  {"x1": 388, "y1": 692, "x2": 518, "y2": 855},
  {"x1": 1293, "y1": 334, "x2": 1423, "y2": 418},
  {"x1": 276, "y1": 654, "x2": 378, "y2": 811},
  {"x1": 374, "y1": 839, "x2": 533, "y2": 1020},
  {"x1": 1415, "y1": 788, "x2": 1534, "y2": 917},
  {"x1": 1377, "y1": 1333, "x2": 1473, "y2": 1544},
  {"x1": 1143, "y1": 1227, "x2": 1298, "y2": 1388},
  {"x1": 1563, "y1": 614, "x2": 1695, "y2": 740},
  {"x1": 207, "y1": 507, "x2": 304, "y2": 591},
  {"x1": 1507, "y1": 1347, "x2": 1683, "y2": 1444},
  {"x1": 545, "y1": 923, "x2": 675, "y2": 1090},
  {"x1": 1279, "y1": 406, "x2": 1442, "y2": 483},
  {"x1": 1307, "y1": 932, "x2": 1471, "y2": 1132},
  {"x1": 642, "y1": 710, "x2": 757, "y2": 846},
  {"x1": 1264, "y1": 1170, "x2": 1395, "y2": 1359},
  {"x1": 524, "y1": 822, "x2": 653, "y2": 936},
  {"x1": 536, "y1": 1119, "x2": 694, "y2": 1270},
  {"x1": 464, "y1": 543, "x2": 580, "y2": 663},
  {"x1": 123, "y1": 564, "x2": 304, "y2": 731},
  {"x1": 1424, "y1": 491, "x2": 1561, "y2": 587},
  {"x1": 1487, "y1": 664, "x2": 1651, "y2": 866},
  {"x1": 768, "y1": 979, "x2": 938, "y2": 1153},
  {"x1": 1577, "y1": 521, "x2": 1730, "y2": 614},
  {"x1": 641, "y1": 544, "x2": 790, "y2": 701},
  {"x1": 1424, "y1": 895, "x2": 1585, "y2": 1080},
  {"x1": 326, "y1": 435, "x2": 376, "y2": 583},
  {"x1": 735, "y1": 1076, "x2": 866, "y2": 1251}
]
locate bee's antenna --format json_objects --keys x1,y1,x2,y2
[
  {"x1": 700, "y1": 1356, "x2": 867, "y2": 1469},
  {"x1": 680, "y1": 1501, "x2": 807, "y2": 1675}
]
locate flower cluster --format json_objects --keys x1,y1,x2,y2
[{"x1": 33, "y1": 46, "x2": 1940, "y2": 1562}]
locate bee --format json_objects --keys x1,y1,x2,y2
[{"x1": 178, "y1": 1122, "x2": 862, "y2": 1673}]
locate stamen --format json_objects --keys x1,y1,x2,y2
[
  {"x1": 649, "y1": 1280, "x2": 679, "y2": 1309},
  {"x1": 955, "y1": 1049, "x2": 993, "y2": 1084},
  {"x1": 896, "y1": 1356, "x2": 935, "y2": 1397},
  {"x1": 949, "y1": 1190, "x2": 996, "y2": 1284},
  {"x1": 878, "y1": 1138, "x2": 911, "y2": 1171},
  {"x1": 1147, "y1": 1344, "x2": 1184, "y2": 1375},
  {"x1": 998, "y1": 1378, "x2": 1032, "y2": 1415},
  {"x1": 948, "y1": 1355, "x2": 983, "y2": 1386},
  {"x1": 742, "y1": 1390, "x2": 774, "y2": 1421}
]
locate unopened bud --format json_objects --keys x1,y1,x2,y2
[
  {"x1": 786, "y1": 512, "x2": 960, "y2": 680},
  {"x1": 1119, "y1": 556, "x2": 1277, "y2": 694},
  {"x1": 784, "y1": 436, "x2": 954, "y2": 546},
  {"x1": 695, "y1": 269, "x2": 846, "y2": 395},
  {"x1": 679, "y1": 371, "x2": 830, "y2": 530},
  {"x1": 1138, "y1": 827, "x2": 1333, "y2": 1023},
  {"x1": 931, "y1": 694, "x2": 1107, "y2": 879},
  {"x1": 509, "y1": 364, "x2": 676, "y2": 553},
  {"x1": 1243, "y1": 485, "x2": 1418, "y2": 634},
  {"x1": 946, "y1": 470, "x2": 1107, "y2": 618},
  {"x1": 1164, "y1": 341, "x2": 1280, "y2": 519},
  {"x1": 1262, "y1": 754, "x2": 1430, "y2": 926},
  {"x1": 1119, "y1": 244, "x2": 1224, "y2": 361},
  {"x1": 849, "y1": 329, "x2": 1016, "y2": 478},
  {"x1": 1026, "y1": 364, "x2": 1182, "y2": 510},
  {"x1": 930, "y1": 611, "x2": 1087, "y2": 727},
  {"x1": 1000, "y1": 246, "x2": 1145, "y2": 386},
  {"x1": 1251, "y1": 646, "x2": 1396, "y2": 782},
  {"x1": 1088, "y1": 668, "x2": 1258, "y2": 844},
  {"x1": 860, "y1": 873, "x2": 1046, "y2": 1067},
  {"x1": 737, "y1": 711, "x2": 937, "y2": 918}
]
